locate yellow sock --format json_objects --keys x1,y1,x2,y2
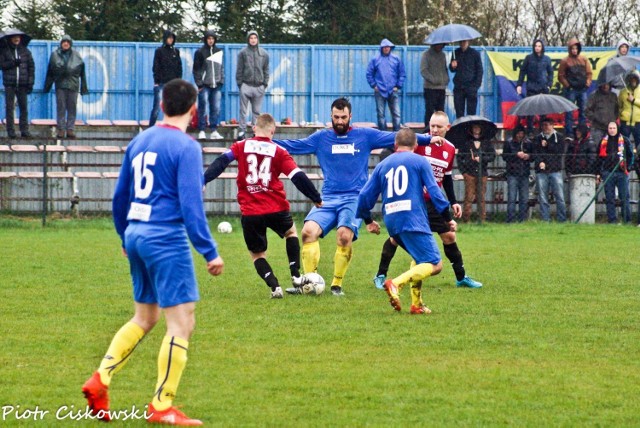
[
  {"x1": 332, "y1": 245, "x2": 352, "y2": 287},
  {"x1": 98, "y1": 321, "x2": 145, "y2": 386},
  {"x1": 399, "y1": 260, "x2": 417, "y2": 291},
  {"x1": 152, "y1": 336, "x2": 189, "y2": 411},
  {"x1": 302, "y1": 241, "x2": 320, "y2": 274},
  {"x1": 393, "y1": 263, "x2": 434, "y2": 290},
  {"x1": 410, "y1": 280, "x2": 423, "y2": 307}
]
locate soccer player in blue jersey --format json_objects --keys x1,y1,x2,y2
[
  {"x1": 357, "y1": 128, "x2": 456, "y2": 314},
  {"x1": 275, "y1": 97, "x2": 431, "y2": 296},
  {"x1": 82, "y1": 79, "x2": 223, "y2": 426}
]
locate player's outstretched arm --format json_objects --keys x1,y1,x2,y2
[
  {"x1": 207, "y1": 256, "x2": 224, "y2": 276},
  {"x1": 204, "y1": 152, "x2": 234, "y2": 185},
  {"x1": 290, "y1": 170, "x2": 322, "y2": 205}
]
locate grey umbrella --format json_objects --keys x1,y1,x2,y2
[
  {"x1": 596, "y1": 56, "x2": 640, "y2": 88},
  {"x1": 508, "y1": 94, "x2": 577, "y2": 116},
  {"x1": 423, "y1": 24, "x2": 481, "y2": 45},
  {"x1": 446, "y1": 115, "x2": 497, "y2": 145},
  {"x1": 0, "y1": 28, "x2": 32, "y2": 47}
]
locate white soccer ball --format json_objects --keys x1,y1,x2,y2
[
  {"x1": 302, "y1": 272, "x2": 326, "y2": 295},
  {"x1": 217, "y1": 221, "x2": 233, "y2": 234}
]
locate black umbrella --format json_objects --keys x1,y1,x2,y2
[
  {"x1": 0, "y1": 28, "x2": 32, "y2": 47},
  {"x1": 596, "y1": 56, "x2": 640, "y2": 88},
  {"x1": 446, "y1": 115, "x2": 497, "y2": 145},
  {"x1": 508, "y1": 94, "x2": 577, "y2": 116}
]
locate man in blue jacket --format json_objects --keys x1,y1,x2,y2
[
  {"x1": 516, "y1": 39, "x2": 553, "y2": 135},
  {"x1": 366, "y1": 39, "x2": 406, "y2": 132}
]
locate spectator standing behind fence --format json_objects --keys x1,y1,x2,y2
[
  {"x1": 421, "y1": 43, "x2": 449, "y2": 130},
  {"x1": 449, "y1": 40, "x2": 483, "y2": 119},
  {"x1": 616, "y1": 39, "x2": 630, "y2": 57},
  {"x1": 532, "y1": 118, "x2": 567, "y2": 222},
  {"x1": 596, "y1": 122, "x2": 634, "y2": 224},
  {"x1": 558, "y1": 37, "x2": 592, "y2": 140},
  {"x1": 366, "y1": 38, "x2": 405, "y2": 132},
  {"x1": 236, "y1": 30, "x2": 269, "y2": 140},
  {"x1": 193, "y1": 30, "x2": 224, "y2": 140},
  {"x1": 149, "y1": 30, "x2": 182, "y2": 127},
  {"x1": 1, "y1": 33, "x2": 34, "y2": 139},
  {"x1": 618, "y1": 70, "x2": 640, "y2": 148},
  {"x1": 456, "y1": 124, "x2": 496, "y2": 222},
  {"x1": 516, "y1": 39, "x2": 553, "y2": 136},
  {"x1": 502, "y1": 126, "x2": 533, "y2": 223},
  {"x1": 585, "y1": 82, "x2": 619, "y2": 144},
  {"x1": 565, "y1": 124, "x2": 596, "y2": 176},
  {"x1": 43, "y1": 35, "x2": 88, "y2": 139}
]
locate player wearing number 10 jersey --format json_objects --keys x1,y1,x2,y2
[
  {"x1": 205, "y1": 113, "x2": 322, "y2": 299},
  {"x1": 357, "y1": 129, "x2": 454, "y2": 314}
]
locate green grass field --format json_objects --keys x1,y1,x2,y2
[{"x1": 1, "y1": 217, "x2": 639, "y2": 426}]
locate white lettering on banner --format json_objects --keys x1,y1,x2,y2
[
  {"x1": 128, "y1": 202, "x2": 152, "y2": 221},
  {"x1": 245, "y1": 140, "x2": 277, "y2": 157},
  {"x1": 332, "y1": 144, "x2": 355, "y2": 155},
  {"x1": 385, "y1": 199, "x2": 411, "y2": 214}
]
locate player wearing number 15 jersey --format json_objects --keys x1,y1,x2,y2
[
  {"x1": 205, "y1": 113, "x2": 322, "y2": 299},
  {"x1": 357, "y1": 129, "x2": 454, "y2": 314}
]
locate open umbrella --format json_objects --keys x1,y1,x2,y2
[
  {"x1": 423, "y1": 24, "x2": 481, "y2": 45},
  {"x1": 596, "y1": 56, "x2": 640, "y2": 88},
  {"x1": 0, "y1": 28, "x2": 32, "y2": 47},
  {"x1": 508, "y1": 94, "x2": 577, "y2": 116},
  {"x1": 446, "y1": 115, "x2": 497, "y2": 145}
]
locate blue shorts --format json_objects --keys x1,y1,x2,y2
[
  {"x1": 393, "y1": 231, "x2": 441, "y2": 265},
  {"x1": 125, "y1": 222, "x2": 199, "y2": 308},
  {"x1": 305, "y1": 195, "x2": 361, "y2": 241}
]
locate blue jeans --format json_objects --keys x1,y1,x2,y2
[
  {"x1": 602, "y1": 171, "x2": 631, "y2": 223},
  {"x1": 375, "y1": 91, "x2": 401, "y2": 131},
  {"x1": 564, "y1": 88, "x2": 587, "y2": 137},
  {"x1": 198, "y1": 86, "x2": 222, "y2": 131},
  {"x1": 149, "y1": 84, "x2": 163, "y2": 126},
  {"x1": 536, "y1": 171, "x2": 566, "y2": 222},
  {"x1": 506, "y1": 175, "x2": 530, "y2": 222}
]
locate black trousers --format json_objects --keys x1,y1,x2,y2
[
  {"x1": 5, "y1": 86, "x2": 29, "y2": 135},
  {"x1": 423, "y1": 88, "x2": 446, "y2": 127},
  {"x1": 453, "y1": 86, "x2": 478, "y2": 118}
]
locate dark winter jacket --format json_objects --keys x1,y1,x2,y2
[
  {"x1": 43, "y1": 35, "x2": 87, "y2": 94},
  {"x1": 558, "y1": 38, "x2": 592, "y2": 90},
  {"x1": 457, "y1": 137, "x2": 496, "y2": 176},
  {"x1": 420, "y1": 45, "x2": 449, "y2": 90},
  {"x1": 585, "y1": 87, "x2": 619, "y2": 131},
  {"x1": 193, "y1": 30, "x2": 224, "y2": 88},
  {"x1": 236, "y1": 31, "x2": 269, "y2": 88},
  {"x1": 532, "y1": 131, "x2": 565, "y2": 173},
  {"x1": 449, "y1": 46, "x2": 483, "y2": 90},
  {"x1": 565, "y1": 128, "x2": 596, "y2": 175},
  {"x1": 1, "y1": 41, "x2": 34, "y2": 89},
  {"x1": 516, "y1": 39, "x2": 553, "y2": 94},
  {"x1": 502, "y1": 128, "x2": 533, "y2": 177},
  {"x1": 595, "y1": 132, "x2": 634, "y2": 174},
  {"x1": 152, "y1": 30, "x2": 182, "y2": 85}
]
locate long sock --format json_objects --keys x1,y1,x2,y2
[
  {"x1": 399, "y1": 260, "x2": 417, "y2": 291},
  {"x1": 286, "y1": 237, "x2": 301, "y2": 278},
  {"x1": 332, "y1": 245, "x2": 352, "y2": 287},
  {"x1": 98, "y1": 321, "x2": 145, "y2": 386},
  {"x1": 254, "y1": 258, "x2": 280, "y2": 291},
  {"x1": 302, "y1": 241, "x2": 320, "y2": 274},
  {"x1": 152, "y1": 336, "x2": 189, "y2": 411},
  {"x1": 443, "y1": 242, "x2": 465, "y2": 281},
  {"x1": 410, "y1": 280, "x2": 423, "y2": 307},
  {"x1": 393, "y1": 263, "x2": 434, "y2": 290},
  {"x1": 377, "y1": 238, "x2": 398, "y2": 276}
]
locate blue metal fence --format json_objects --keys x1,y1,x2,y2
[{"x1": 0, "y1": 42, "x2": 631, "y2": 126}]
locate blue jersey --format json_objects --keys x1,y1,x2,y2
[
  {"x1": 274, "y1": 127, "x2": 431, "y2": 197},
  {"x1": 113, "y1": 124, "x2": 219, "y2": 262},
  {"x1": 357, "y1": 151, "x2": 449, "y2": 236}
]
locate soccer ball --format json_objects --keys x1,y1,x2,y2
[
  {"x1": 217, "y1": 221, "x2": 233, "y2": 234},
  {"x1": 302, "y1": 272, "x2": 325, "y2": 295}
]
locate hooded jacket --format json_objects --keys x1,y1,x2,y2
[
  {"x1": 502, "y1": 126, "x2": 533, "y2": 177},
  {"x1": 193, "y1": 30, "x2": 224, "y2": 88},
  {"x1": 618, "y1": 70, "x2": 640, "y2": 126},
  {"x1": 558, "y1": 38, "x2": 592, "y2": 90},
  {"x1": 236, "y1": 31, "x2": 269, "y2": 88},
  {"x1": 565, "y1": 125, "x2": 596, "y2": 175},
  {"x1": 152, "y1": 30, "x2": 182, "y2": 85},
  {"x1": 585, "y1": 85, "x2": 619, "y2": 130},
  {"x1": 43, "y1": 35, "x2": 87, "y2": 94},
  {"x1": 420, "y1": 45, "x2": 449, "y2": 90},
  {"x1": 366, "y1": 39, "x2": 406, "y2": 98},
  {"x1": 0, "y1": 37, "x2": 35, "y2": 89},
  {"x1": 616, "y1": 39, "x2": 630, "y2": 57},
  {"x1": 516, "y1": 39, "x2": 553, "y2": 93}
]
